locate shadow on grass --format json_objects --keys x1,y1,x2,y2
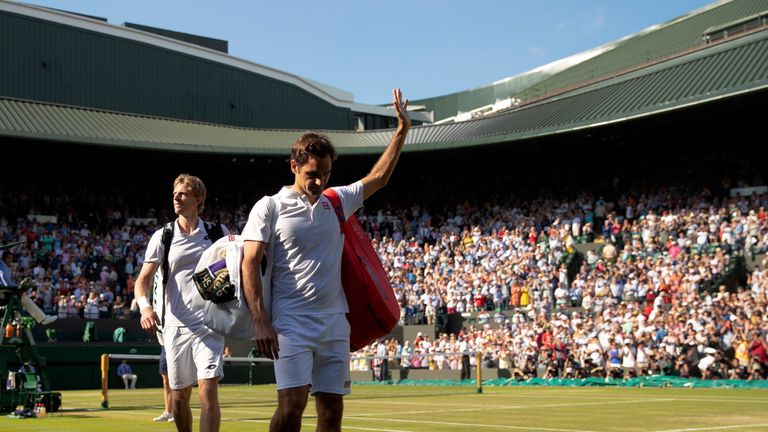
[
  {"x1": 63, "y1": 405, "x2": 159, "y2": 413},
  {"x1": 347, "y1": 390, "x2": 477, "y2": 401},
  {"x1": 219, "y1": 401, "x2": 278, "y2": 409}
]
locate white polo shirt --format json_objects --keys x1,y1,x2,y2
[
  {"x1": 241, "y1": 182, "x2": 364, "y2": 317},
  {"x1": 145, "y1": 218, "x2": 230, "y2": 330}
]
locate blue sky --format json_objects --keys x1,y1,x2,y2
[{"x1": 25, "y1": 0, "x2": 715, "y2": 104}]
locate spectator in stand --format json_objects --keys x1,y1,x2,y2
[
  {"x1": 57, "y1": 294, "x2": 68, "y2": 319},
  {"x1": 85, "y1": 291, "x2": 99, "y2": 319},
  {"x1": 113, "y1": 295, "x2": 125, "y2": 318},
  {"x1": 747, "y1": 330, "x2": 768, "y2": 378}
]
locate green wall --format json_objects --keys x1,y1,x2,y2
[
  {"x1": 2, "y1": 344, "x2": 275, "y2": 391},
  {"x1": 0, "y1": 11, "x2": 353, "y2": 130}
]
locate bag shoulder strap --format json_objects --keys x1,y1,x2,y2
[
  {"x1": 160, "y1": 222, "x2": 174, "y2": 329},
  {"x1": 161, "y1": 222, "x2": 174, "y2": 286},
  {"x1": 203, "y1": 221, "x2": 224, "y2": 243},
  {"x1": 323, "y1": 188, "x2": 346, "y2": 226}
]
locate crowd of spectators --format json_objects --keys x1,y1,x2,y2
[
  {"x1": 2, "y1": 180, "x2": 767, "y2": 380},
  {"x1": 350, "y1": 187, "x2": 768, "y2": 380},
  {"x1": 0, "y1": 186, "x2": 251, "y2": 320},
  {"x1": 362, "y1": 188, "x2": 766, "y2": 322},
  {"x1": 355, "y1": 271, "x2": 768, "y2": 381}
]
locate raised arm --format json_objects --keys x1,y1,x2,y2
[{"x1": 361, "y1": 88, "x2": 411, "y2": 200}]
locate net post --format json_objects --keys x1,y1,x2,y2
[
  {"x1": 475, "y1": 351, "x2": 483, "y2": 394},
  {"x1": 101, "y1": 353, "x2": 109, "y2": 409}
]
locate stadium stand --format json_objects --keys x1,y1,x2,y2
[
  {"x1": 2, "y1": 145, "x2": 766, "y2": 383},
  {"x1": 1, "y1": 0, "x2": 767, "y2": 391}
]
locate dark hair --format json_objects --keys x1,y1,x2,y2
[{"x1": 290, "y1": 132, "x2": 337, "y2": 167}]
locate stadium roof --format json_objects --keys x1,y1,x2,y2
[
  {"x1": 0, "y1": 1, "x2": 433, "y2": 124},
  {"x1": 412, "y1": 0, "x2": 768, "y2": 121},
  {"x1": 1, "y1": 22, "x2": 766, "y2": 155},
  {"x1": 2, "y1": 1, "x2": 767, "y2": 154}
]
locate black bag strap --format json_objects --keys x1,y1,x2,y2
[
  {"x1": 203, "y1": 221, "x2": 224, "y2": 243},
  {"x1": 161, "y1": 222, "x2": 174, "y2": 287},
  {"x1": 160, "y1": 222, "x2": 174, "y2": 329}
]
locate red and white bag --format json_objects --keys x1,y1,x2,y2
[{"x1": 323, "y1": 189, "x2": 400, "y2": 351}]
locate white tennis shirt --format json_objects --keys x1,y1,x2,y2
[
  {"x1": 145, "y1": 218, "x2": 230, "y2": 329},
  {"x1": 241, "y1": 181, "x2": 364, "y2": 316}
]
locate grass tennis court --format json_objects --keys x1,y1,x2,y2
[{"x1": 2, "y1": 384, "x2": 767, "y2": 431}]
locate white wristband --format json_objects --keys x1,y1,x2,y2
[{"x1": 137, "y1": 296, "x2": 151, "y2": 311}]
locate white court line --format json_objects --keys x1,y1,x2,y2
[
  {"x1": 86, "y1": 410, "x2": 412, "y2": 431},
  {"x1": 339, "y1": 427, "x2": 412, "y2": 432},
  {"x1": 651, "y1": 424, "x2": 768, "y2": 432},
  {"x1": 72, "y1": 409, "x2": 159, "y2": 416},
  {"x1": 345, "y1": 416, "x2": 598, "y2": 432},
  {"x1": 346, "y1": 395, "x2": 667, "y2": 409},
  {"x1": 643, "y1": 396, "x2": 768, "y2": 404},
  {"x1": 346, "y1": 399, "x2": 523, "y2": 409},
  {"x1": 240, "y1": 419, "x2": 411, "y2": 432},
  {"x1": 327, "y1": 426, "x2": 411, "y2": 432},
  {"x1": 347, "y1": 392, "x2": 768, "y2": 406},
  {"x1": 432, "y1": 392, "x2": 768, "y2": 403},
  {"x1": 350, "y1": 397, "x2": 673, "y2": 417},
  {"x1": 221, "y1": 409, "x2": 275, "y2": 416}
]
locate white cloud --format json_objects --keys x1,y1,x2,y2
[
  {"x1": 593, "y1": 12, "x2": 605, "y2": 28},
  {"x1": 554, "y1": 21, "x2": 570, "y2": 31}
]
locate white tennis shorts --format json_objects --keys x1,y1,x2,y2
[
  {"x1": 273, "y1": 313, "x2": 351, "y2": 395},
  {"x1": 163, "y1": 326, "x2": 225, "y2": 389}
]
